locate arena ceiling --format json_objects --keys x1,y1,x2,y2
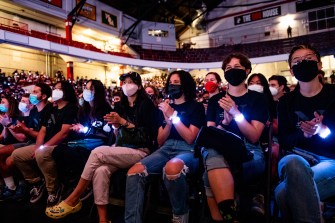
[{"x1": 98, "y1": 0, "x2": 225, "y2": 40}]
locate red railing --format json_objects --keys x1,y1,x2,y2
[{"x1": 0, "y1": 16, "x2": 135, "y2": 58}]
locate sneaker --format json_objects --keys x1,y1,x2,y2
[
  {"x1": 0, "y1": 186, "x2": 16, "y2": 201},
  {"x1": 47, "y1": 184, "x2": 63, "y2": 207},
  {"x1": 30, "y1": 180, "x2": 46, "y2": 204},
  {"x1": 171, "y1": 212, "x2": 189, "y2": 223},
  {"x1": 13, "y1": 182, "x2": 29, "y2": 201},
  {"x1": 250, "y1": 193, "x2": 265, "y2": 216},
  {"x1": 79, "y1": 185, "x2": 93, "y2": 201}
]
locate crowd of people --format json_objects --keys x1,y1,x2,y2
[{"x1": 0, "y1": 44, "x2": 334, "y2": 223}]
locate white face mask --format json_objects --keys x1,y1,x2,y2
[
  {"x1": 52, "y1": 89, "x2": 64, "y2": 101},
  {"x1": 269, "y1": 86, "x2": 278, "y2": 96},
  {"x1": 19, "y1": 102, "x2": 29, "y2": 113},
  {"x1": 83, "y1": 89, "x2": 94, "y2": 102},
  {"x1": 122, "y1": 83, "x2": 138, "y2": 97},
  {"x1": 248, "y1": 84, "x2": 264, "y2": 93}
]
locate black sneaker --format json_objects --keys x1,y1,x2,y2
[
  {"x1": 0, "y1": 186, "x2": 16, "y2": 201},
  {"x1": 30, "y1": 180, "x2": 46, "y2": 203},
  {"x1": 13, "y1": 182, "x2": 29, "y2": 201},
  {"x1": 47, "y1": 184, "x2": 63, "y2": 207}
]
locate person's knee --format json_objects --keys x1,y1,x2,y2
[
  {"x1": 164, "y1": 158, "x2": 189, "y2": 180},
  {"x1": 95, "y1": 165, "x2": 111, "y2": 177},
  {"x1": 11, "y1": 149, "x2": 20, "y2": 162},
  {"x1": 34, "y1": 148, "x2": 45, "y2": 162},
  {"x1": 5, "y1": 156, "x2": 13, "y2": 167},
  {"x1": 280, "y1": 154, "x2": 309, "y2": 171},
  {"x1": 127, "y1": 163, "x2": 147, "y2": 176}
]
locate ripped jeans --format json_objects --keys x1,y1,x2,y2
[{"x1": 125, "y1": 139, "x2": 198, "y2": 223}]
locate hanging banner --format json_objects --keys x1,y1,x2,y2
[
  {"x1": 102, "y1": 11, "x2": 117, "y2": 28},
  {"x1": 234, "y1": 6, "x2": 281, "y2": 25},
  {"x1": 40, "y1": 0, "x2": 62, "y2": 8},
  {"x1": 76, "y1": 0, "x2": 96, "y2": 21}
]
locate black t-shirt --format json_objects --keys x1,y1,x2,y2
[
  {"x1": 77, "y1": 104, "x2": 112, "y2": 140},
  {"x1": 159, "y1": 100, "x2": 206, "y2": 142},
  {"x1": 41, "y1": 103, "x2": 78, "y2": 143},
  {"x1": 278, "y1": 84, "x2": 335, "y2": 158},
  {"x1": 27, "y1": 103, "x2": 53, "y2": 131},
  {"x1": 23, "y1": 103, "x2": 53, "y2": 142},
  {"x1": 207, "y1": 90, "x2": 268, "y2": 143}
]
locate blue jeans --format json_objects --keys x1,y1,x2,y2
[
  {"x1": 202, "y1": 142, "x2": 265, "y2": 197},
  {"x1": 125, "y1": 139, "x2": 198, "y2": 223},
  {"x1": 275, "y1": 150, "x2": 335, "y2": 223}
]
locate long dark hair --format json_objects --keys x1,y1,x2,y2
[
  {"x1": 81, "y1": 79, "x2": 110, "y2": 121},
  {"x1": 247, "y1": 73, "x2": 273, "y2": 105},
  {"x1": 120, "y1": 81, "x2": 148, "y2": 109},
  {"x1": 55, "y1": 81, "x2": 77, "y2": 104},
  {"x1": 164, "y1": 70, "x2": 196, "y2": 101},
  {"x1": 4, "y1": 97, "x2": 19, "y2": 118}
]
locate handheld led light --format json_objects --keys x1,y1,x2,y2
[{"x1": 319, "y1": 127, "x2": 331, "y2": 139}]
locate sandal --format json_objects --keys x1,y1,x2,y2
[{"x1": 45, "y1": 200, "x2": 82, "y2": 219}]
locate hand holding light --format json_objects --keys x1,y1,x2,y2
[{"x1": 300, "y1": 112, "x2": 331, "y2": 139}]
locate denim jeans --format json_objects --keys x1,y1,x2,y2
[
  {"x1": 125, "y1": 139, "x2": 198, "y2": 223},
  {"x1": 202, "y1": 142, "x2": 265, "y2": 197},
  {"x1": 275, "y1": 150, "x2": 335, "y2": 223}
]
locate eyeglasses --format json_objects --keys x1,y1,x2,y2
[{"x1": 291, "y1": 53, "x2": 317, "y2": 65}]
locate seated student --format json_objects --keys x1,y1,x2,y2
[
  {"x1": 204, "y1": 72, "x2": 222, "y2": 98},
  {"x1": 46, "y1": 72, "x2": 158, "y2": 223},
  {"x1": 125, "y1": 70, "x2": 206, "y2": 223},
  {"x1": 51, "y1": 79, "x2": 112, "y2": 194},
  {"x1": 12, "y1": 81, "x2": 78, "y2": 207},
  {"x1": 248, "y1": 72, "x2": 279, "y2": 167},
  {"x1": 275, "y1": 44, "x2": 335, "y2": 223},
  {"x1": 0, "y1": 93, "x2": 35, "y2": 200},
  {"x1": 0, "y1": 97, "x2": 21, "y2": 145},
  {"x1": 145, "y1": 85, "x2": 160, "y2": 107},
  {"x1": 203, "y1": 53, "x2": 268, "y2": 222}
]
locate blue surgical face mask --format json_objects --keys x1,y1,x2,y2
[
  {"x1": 0, "y1": 104, "x2": 8, "y2": 113},
  {"x1": 19, "y1": 102, "x2": 29, "y2": 113},
  {"x1": 83, "y1": 89, "x2": 94, "y2": 102},
  {"x1": 29, "y1": 94, "x2": 40, "y2": 105}
]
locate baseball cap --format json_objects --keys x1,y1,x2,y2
[{"x1": 119, "y1": 72, "x2": 142, "y2": 85}]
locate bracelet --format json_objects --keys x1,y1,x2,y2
[
  {"x1": 122, "y1": 120, "x2": 130, "y2": 127},
  {"x1": 169, "y1": 111, "x2": 178, "y2": 120}
]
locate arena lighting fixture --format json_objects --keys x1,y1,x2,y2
[
  {"x1": 83, "y1": 28, "x2": 93, "y2": 35},
  {"x1": 279, "y1": 14, "x2": 295, "y2": 29}
]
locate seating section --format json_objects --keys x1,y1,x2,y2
[{"x1": 131, "y1": 30, "x2": 335, "y2": 63}]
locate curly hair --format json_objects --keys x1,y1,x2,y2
[
  {"x1": 164, "y1": 70, "x2": 196, "y2": 101},
  {"x1": 222, "y1": 53, "x2": 252, "y2": 74}
]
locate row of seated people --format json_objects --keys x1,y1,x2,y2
[{"x1": 0, "y1": 44, "x2": 334, "y2": 223}]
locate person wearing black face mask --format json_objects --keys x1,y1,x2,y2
[
  {"x1": 125, "y1": 70, "x2": 205, "y2": 223},
  {"x1": 275, "y1": 44, "x2": 335, "y2": 223},
  {"x1": 203, "y1": 53, "x2": 269, "y2": 222}
]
